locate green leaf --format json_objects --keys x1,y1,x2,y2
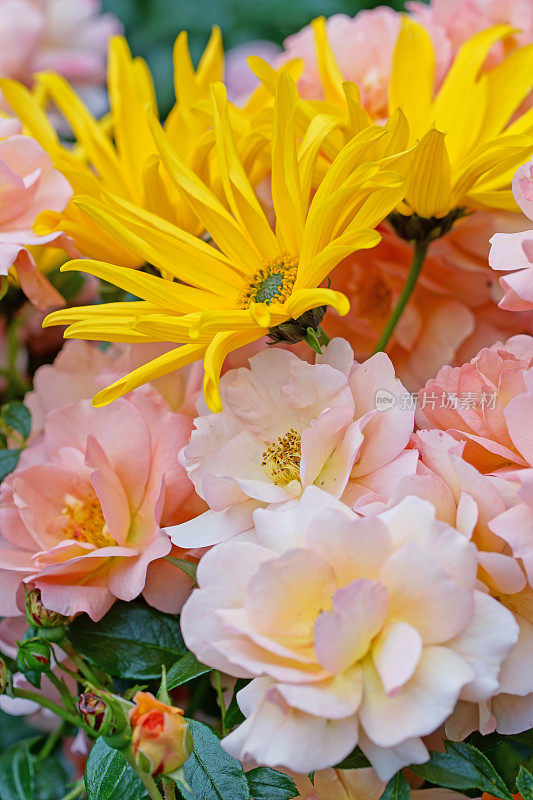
[
  {"x1": 245, "y1": 767, "x2": 298, "y2": 800},
  {"x1": 467, "y1": 730, "x2": 533, "y2": 790},
  {"x1": 0, "y1": 739, "x2": 36, "y2": 800},
  {"x1": 167, "y1": 651, "x2": 210, "y2": 689},
  {"x1": 66, "y1": 601, "x2": 187, "y2": 680},
  {"x1": 2, "y1": 402, "x2": 31, "y2": 439},
  {"x1": 379, "y1": 771, "x2": 411, "y2": 800},
  {"x1": 0, "y1": 449, "x2": 21, "y2": 480},
  {"x1": 33, "y1": 756, "x2": 70, "y2": 800},
  {"x1": 180, "y1": 719, "x2": 249, "y2": 800},
  {"x1": 517, "y1": 767, "x2": 533, "y2": 800},
  {"x1": 165, "y1": 555, "x2": 198, "y2": 584},
  {"x1": 225, "y1": 679, "x2": 248, "y2": 729},
  {"x1": 335, "y1": 747, "x2": 371, "y2": 769},
  {"x1": 411, "y1": 742, "x2": 514, "y2": 799},
  {"x1": 445, "y1": 741, "x2": 513, "y2": 800},
  {"x1": 84, "y1": 738, "x2": 148, "y2": 800}
]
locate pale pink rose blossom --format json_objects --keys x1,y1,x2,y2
[
  {"x1": 418, "y1": 335, "x2": 533, "y2": 471},
  {"x1": 0, "y1": 118, "x2": 73, "y2": 309},
  {"x1": 181, "y1": 489, "x2": 517, "y2": 779},
  {"x1": 0, "y1": 0, "x2": 121, "y2": 117},
  {"x1": 289, "y1": 766, "x2": 385, "y2": 800},
  {"x1": 0, "y1": 392, "x2": 195, "y2": 621},
  {"x1": 490, "y1": 161, "x2": 533, "y2": 311},
  {"x1": 168, "y1": 339, "x2": 416, "y2": 550},
  {"x1": 356, "y1": 429, "x2": 533, "y2": 738}
]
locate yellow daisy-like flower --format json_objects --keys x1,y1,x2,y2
[
  {"x1": 253, "y1": 17, "x2": 533, "y2": 221},
  {"x1": 0, "y1": 28, "x2": 238, "y2": 268},
  {"x1": 44, "y1": 74, "x2": 407, "y2": 412}
]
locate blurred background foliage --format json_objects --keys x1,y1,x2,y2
[{"x1": 101, "y1": 0, "x2": 416, "y2": 114}]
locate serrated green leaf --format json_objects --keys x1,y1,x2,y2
[
  {"x1": 245, "y1": 767, "x2": 298, "y2": 800},
  {"x1": 379, "y1": 771, "x2": 411, "y2": 800},
  {"x1": 167, "y1": 651, "x2": 210, "y2": 689},
  {"x1": 84, "y1": 738, "x2": 148, "y2": 800},
  {"x1": 66, "y1": 601, "x2": 186, "y2": 680},
  {"x1": 2, "y1": 402, "x2": 31, "y2": 439},
  {"x1": 467, "y1": 730, "x2": 533, "y2": 790},
  {"x1": 165, "y1": 556, "x2": 198, "y2": 584},
  {"x1": 445, "y1": 741, "x2": 513, "y2": 800},
  {"x1": 180, "y1": 719, "x2": 249, "y2": 800},
  {"x1": 409, "y1": 751, "x2": 482, "y2": 790},
  {"x1": 0, "y1": 449, "x2": 21, "y2": 480},
  {"x1": 0, "y1": 739, "x2": 37, "y2": 800},
  {"x1": 517, "y1": 767, "x2": 533, "y2": 800}
]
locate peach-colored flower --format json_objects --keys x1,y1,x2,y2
[
  {"x1": 0, "y1": 391, "x2": 195, "y2": 621},
  {"x1": 181, "y1": 488, "x2": 517, "y2": 779},
  {"x1": 0, "y1": 118, "x2": 72, "y2": 309},
  {"x1": 169, "y1": 340, "x2": 416, "y2": 549},
  {"x1": 326, "y1": 215, "x2": 533, "y2": 391},
  {"x1": 0, "y1": 0, "x2": 121, "y2": 116},
  {"x1": 290, "y1": 767, "x2": 385, "y2": 800},
  {"x1": 418, "y1": 334, "x2": 533, "y2": 471},
  {"x1": 130, "y1": 692, "x2": 192, "y2": 776},
  {"x1": 356, "y1": 429, "x2": 533, "y2": 738},
  {"x1": 490, "y1": 161, "x2": 533, "y2": 311}
]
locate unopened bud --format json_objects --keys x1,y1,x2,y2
[
  {"x1": 130, "y1": 692, "x2": 192, "y2": 776},
  {"x1": 25, "y1": 588, "x2": 67, "y2": 629},
  {"x1": 0, "y1": 657, "x2": 8, "y2": 694},
  {"x1": 17, "y1": 638, "x2": 51, "y2": 673},
  {"x1": 78, "y1": 691, "x2": 114, "y2": 733}
]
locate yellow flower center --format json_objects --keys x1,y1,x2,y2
[
  {"x1": 239, "y1": 255, "x2": 298, "y2": 308},
  {"x1": 262, "y1": 428, "x2": 302, "y2": 485},
  {"x1": 62, "y1": 493, "x2": 116, "y2": 548}
]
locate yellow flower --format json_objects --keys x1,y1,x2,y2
[
  {"x1": 0, "y1": 29, "x2": 227, "y2": 267},
  {"x1": 254, "y1": 17, "x2": 533, "y2": 221},
  {"x1": 44, "y1": 74, "x2": 406, "y2": 412}
]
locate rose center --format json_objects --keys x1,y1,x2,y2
[
  {"x1": 239, "y1": 255, "x2": 298, "y2": 308},
  {"x1": 262, "y1": 428, "x2": 302, "y2": 485},
  {"x1": 62, "y1": 493, "x2": 116, "y2": 548}
]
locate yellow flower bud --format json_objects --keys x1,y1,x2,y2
[{"x1": 129, "y1": 692, "x2": 192, "y2": 776}]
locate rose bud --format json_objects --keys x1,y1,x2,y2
[
  {"x1": 25, "y1": 587, "x2": 67, "y2": 629},
  {"x1": 129, "y1": 692, "x2": 192, "y2": 776},
  {"x1": 0, "y1": 657, "x2": 8, "y2": 695},
  {"x1": 17, "y1": 638, "x2": 52, "y2": 673},
  {"x1": 78, "y1": 691, "x2": 114, "y2": 733}
]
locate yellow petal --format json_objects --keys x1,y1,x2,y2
[
  {"x1": 405, "y1": 129, "x2": 451, "y2": 218},
  {"x1": 388, "y1": 17, "x2": 434, "y2": 140},
  {"x1": 311, "y1": 17, "x2": 345, "y2": 106},
  {"x1": 93, "y1": 344, "x2": 207, "y2": 406},
  {"x1": 203, "y1": 330, "x2": 261, "y2": 413},
  {"x1": 0, "y1": 79, "x2": 59, "y2": 154},
  {"x1": 285, "y1": 288, "x2": 350, "y2": 320}
]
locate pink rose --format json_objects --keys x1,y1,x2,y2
[
  {"x1": 168, "y1": 339, "x2": 415, "y2": 549},
  {"x1": 0, "y1": 392, "x2": 195, "y2": 621}
]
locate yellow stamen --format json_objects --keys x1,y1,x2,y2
[
  {"x1": 62, "y1": 494, "x2": 116, "y2": 548},
  {"x1": 239, "y1": 255, "x2": 298, "y2": 309},
  {"x1": 262, "y1": 428, "x2": 302, "y2": 485}
]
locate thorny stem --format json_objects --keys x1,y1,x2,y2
[
  {"x1": 12, "y1": 687, "x2": 93, "y2": 735},
  {"x1": 373, "y1": 238, "x2": 429, "y2": 354}
]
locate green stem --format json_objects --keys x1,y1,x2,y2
[
  {"x1": 163, "y1": 779, "x2": 176, "y2": 800},
  {"x1": 124, "y1": 753, "x2": 164, "y2": 800},
  {"x1": 373, "y1": 238, "x2": 429, "y2": 354},
  {"x1": 38, "y1": 721, "x2": 66, "y2": 760},
  {"x1": 46, "y1": 669, "x2": 77, "y2": 713},
  {"x1": 12, "y1": 688, "x2": 93, "y2": 735},
  {"x1": 59, "y1": 638, "x2": 102, "y2": 685},
  {"x1": 213, "y1": 670, "x2": 228, "y2": 737},
  {"x1": 58, "y1": 779, "x2": 85, "y2": 800}
]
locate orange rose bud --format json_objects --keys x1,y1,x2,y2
[{"x1": 129, "y1": 692, "x2": 192, "y2": 776}]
